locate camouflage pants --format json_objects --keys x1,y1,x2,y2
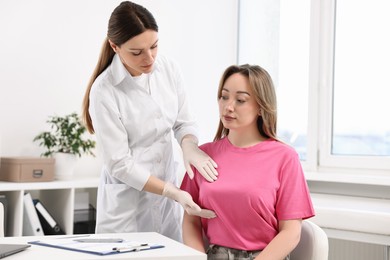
[{"x1": 206, "y1": 244, "x2": 290, "y2": 260}]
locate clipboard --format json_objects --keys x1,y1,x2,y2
[{"x1": 28, "y1": 237, "x2": 164, "y2": 255}]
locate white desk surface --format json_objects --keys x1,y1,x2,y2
[{"x1": 0, "y1": 232, "x2": 206, "y2": 260}]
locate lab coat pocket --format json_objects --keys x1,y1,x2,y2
[{"x1": 99, "y1": 183, "x2": 140, "y2": 232}]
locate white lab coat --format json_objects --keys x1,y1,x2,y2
[{"x1": 89, "y1": 54, "x2": 198, "y2": 241}]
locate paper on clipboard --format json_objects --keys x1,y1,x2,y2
[{"x1": 28, "y1": 237, "x2": 164, "y2": 255}]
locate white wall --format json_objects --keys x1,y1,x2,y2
[{"x1": 0, "y1": 0, "x2": 238, "y2": 176}]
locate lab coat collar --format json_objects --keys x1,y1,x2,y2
[{"x1": 110, "y1": 54, "x2": 161, "y2": 87}]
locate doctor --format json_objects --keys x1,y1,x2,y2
[{"x1": 81, "y1": 1, "x2": 218, "y2": 242}]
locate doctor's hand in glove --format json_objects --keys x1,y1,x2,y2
[
  {"x1": 181, "y1": 135, "x2": 218, "y2": 182},
  {"x1": 163, "y1": 182, "x2": 216, "y2": 219}
]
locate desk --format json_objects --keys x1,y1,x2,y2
[{"x1": 0, "y1": 232, "x2": 206, "y2": 260}]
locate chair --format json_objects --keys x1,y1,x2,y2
[
  {"x1": 290, "y1": 220, "x2": 329, "y2": 260},
  {"x1": 0, "y1": 202, "x2": 4, "y2": 237}
]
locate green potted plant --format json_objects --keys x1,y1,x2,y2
[{"x1": 33, "y1": 112, "x2": 96, "y2": 180}]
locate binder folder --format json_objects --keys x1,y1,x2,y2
[
  {"x1": 0, "y1": 195, "x2": 8, "y2": 236},
  {"x1": 33, "y1": 199, "x2": 65, "y2": 235},
  {"x1": 22, "y1": 193, "x2": 44, "y2": 236}
]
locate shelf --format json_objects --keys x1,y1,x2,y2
[
  {"x1": 0, "y1": 177, "x2": 99, "y2": 237},
  {"x1": 0, "y1": 176, "x2": 99, "y2": 191}
]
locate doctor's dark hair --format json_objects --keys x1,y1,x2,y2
[
  {"x1": 214, "y1": 64, "x2": 278, "y2": 141},
  {"x1": 82, "y1": 1, "x2": 158, "y2": 133}
]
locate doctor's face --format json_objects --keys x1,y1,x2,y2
[{"x1": 110, "y1": 30, "x2": 158, "y2": 76}]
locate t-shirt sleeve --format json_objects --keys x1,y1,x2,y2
[{"x1": 275, "y1": 152, "x2": 315, "y2": 220}]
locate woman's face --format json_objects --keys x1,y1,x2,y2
[
  {"x1": 110, "y1": 30, "x2": 158, "y2": 76},
  {"x1": 218, "y1": 73, "x2": 260, "y2": 133}
]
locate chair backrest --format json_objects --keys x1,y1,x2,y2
[
  {"x1": 290, "y1": 220, "x2": 329, "y2": 260},
  {"x1": 0, "y1": 202, "x2": 4, "y2": 237}
]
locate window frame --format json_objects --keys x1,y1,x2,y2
[
  {"x1": 237, "y1": 0, "x2": 390, "y2": 175},
  {"x1": 312, "y1": 0, "x2": 390, "y2": 172}
]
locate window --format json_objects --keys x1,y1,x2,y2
[
  {"x1": 238, "y1": 0, "x2": 390, "y2": 172},
  {"x1": 318, "y1": 0, "x2": 390, "y2": 170},
  {"x1": 238, "y1": 0, "x2": 311, "y2": 161},
  {"x1": 332, "y1": 0, "x2": 390, "y2": 157}
]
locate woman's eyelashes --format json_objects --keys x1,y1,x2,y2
[
  {"x1": 130, "y1": 44, "x2": 158, "y2": 56},
  {"x1": 220, "y1": 95, "x2": 246, "y2": 104}
]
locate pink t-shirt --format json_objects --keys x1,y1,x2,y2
[{"x1": 181, "y1": 137, "x2": 315, "y2": 251}]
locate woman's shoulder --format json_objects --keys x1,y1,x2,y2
[
  {"x1": 89, "y1": 68, "x2": 121, "y2": 103},
  {"x1": 199, "y1": 138, "x2": 225, "y2": 153},
  {"x1": 90, "y1": 71, "x2": 113, "y2": 94},
  {"x1": 266, "y1": 139, "x2": 300, "y2": 159}
]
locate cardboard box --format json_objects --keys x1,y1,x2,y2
[{"x1": 0, "y1": 157, "x2": 54, "y2": 182}]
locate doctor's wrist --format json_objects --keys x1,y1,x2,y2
[
  {"x1": 162, "y1": 182, "x2": 178, "y2": 200},
  {"x1": 181, "y1": 135, "x2": 198, "y2": 147}
]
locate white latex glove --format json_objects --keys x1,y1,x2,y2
[
  {"x1": 181, "y1": 139, "x2": 218, "y2": 182},
  {"x1": 162, "y1": 182, "x2": 216, "y2": 219}
]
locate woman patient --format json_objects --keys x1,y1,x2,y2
[{"x1": 181, "y1": 64, "x2": 315, "y2": 260}]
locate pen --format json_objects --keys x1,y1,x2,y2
[
  {"x1": 56, "y1": 235, "x2": 90, "y2": 239},
  {"x1": 115, "y1": 247, "x2": 138, "y2": 253},
  {"x1": 74, "y1": 238, "x2": 124, "y2": 243},
  {"x1": 113, "y1": 244, "x2": 149, "y2": 252}
]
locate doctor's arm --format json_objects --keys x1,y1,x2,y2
[
  {"x1": 181, "y1": 134, "x2": 218, "y2": 182},
  {"x1": 142, "y1": 175, "x2": 216, "y2": 219},
  {"x1": 171, "y1": 65, "x2": 218, "y2": 183}
]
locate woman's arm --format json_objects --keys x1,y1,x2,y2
[
  {"x1": 183, "y1": 212, "x2": 206, "y2": 253},
  {"x1": 255, "y1": 219, "x2": 302, "y2": 260}
]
